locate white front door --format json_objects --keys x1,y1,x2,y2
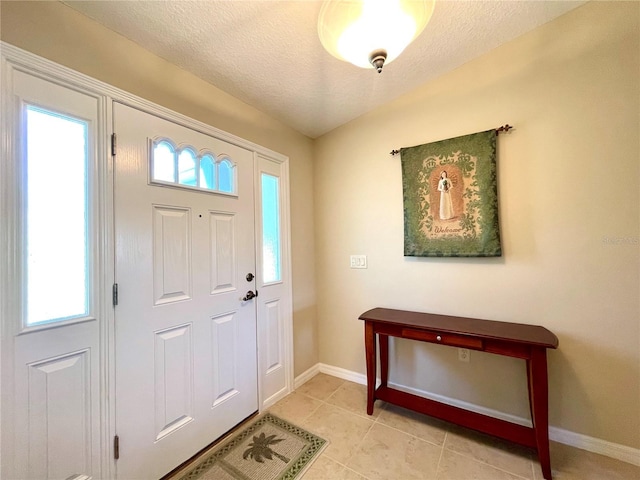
[{"x1": 114, "y1": 103, "x2": 258, "y2": 479}]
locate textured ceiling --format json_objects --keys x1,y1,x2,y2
[{"x1": 63, "y1": 0, "x2": 586, "y2": 138}]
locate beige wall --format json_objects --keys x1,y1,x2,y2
[
  {"x1": 0, "y1": 1, "x2": 319, "y2": 376},
  {"x1": 314, "y1": 1, "x2": 639, "y2": 449}
]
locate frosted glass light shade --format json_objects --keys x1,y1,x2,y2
[{"x1": 318, "y1": 0, "x2": 435, "y2": 71}]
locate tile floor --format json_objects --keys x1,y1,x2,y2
[{"x1": 266, "y1": 374, "x2": 640, "y2": 480}]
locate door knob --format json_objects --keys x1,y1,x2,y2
[{"x1": 241, "y1": 290, "x2": 257, "y2": 301}]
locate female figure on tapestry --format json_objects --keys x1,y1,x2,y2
[{"x1": 438, "y1": 171, "x2": 454, "y2": 220}]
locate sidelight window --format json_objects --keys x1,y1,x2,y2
[
  {"x1": 261, "y1": 173, "x2": 281, "y2": 283},
  {"x1": 25, "y1": 106, "x2": 90, "y2": 325}
]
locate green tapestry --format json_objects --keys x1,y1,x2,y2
[{"x1": 401, "y1": 129, "x2": 502, "y2": 257}]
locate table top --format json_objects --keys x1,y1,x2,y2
[{"x1": 359, "y1": 307, "x2": 558, "y2": 349}]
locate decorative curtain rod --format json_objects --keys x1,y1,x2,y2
[{"x1": 390, "y1": 125, "x2": 513, "y2": 156}]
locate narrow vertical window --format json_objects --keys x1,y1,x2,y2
[
  {"x1": 261, "y1": 173, "x2": 281, "y2": 283},
  {"x1": 153, "y1": 141, "x2": 176, "y2": 182},
  {"x1": 178, "y1": 148, "x2": 197, "y2": 186},
  {"x1": 200, "y1": 154, "x2": 216, "y2": 190},
  {"x1": 25, "y1": 106, "x2": 89, "y2": 325}
]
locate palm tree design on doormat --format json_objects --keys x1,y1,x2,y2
[{"x1": 242, "y1": 432, "x2": 290, "y2": 464}]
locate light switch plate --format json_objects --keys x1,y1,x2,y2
[{"x1": 350, "y1": 255, "x2": 367, "y2": 269}]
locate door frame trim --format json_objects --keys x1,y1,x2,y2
[{"x1": 0, "y1": 41, "x2": 294, "y2": 479}]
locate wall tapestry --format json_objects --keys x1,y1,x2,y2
[{"x1": 401, "y1": 129, "x2": 502, "y2": 257}]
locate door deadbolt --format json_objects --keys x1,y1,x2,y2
[{"x1": 246, "y1": 273, "x2": 254, "y2": 282}]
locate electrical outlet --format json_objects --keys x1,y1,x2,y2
[{"x1": 458, "y1": 348, "x2": 470, "y2": 362}]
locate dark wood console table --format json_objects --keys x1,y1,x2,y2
[{"x1": 360, "y1": 307, "x2": 559, "y2": 480}]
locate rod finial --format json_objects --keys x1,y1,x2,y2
[{"x1": 496, "y1": 124, "x2": 513, "y2": 135}]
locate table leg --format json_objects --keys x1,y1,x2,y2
[
  {"x1": 379, "y1": 334, "x2": 389, "y2": 388},
  {"x1": 364, "y1": 321, "x2": 376, "y2": 415},
  {"x1": 528, "y1": 348, "x2": 552, "y2": 480}
]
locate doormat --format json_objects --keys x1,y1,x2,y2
[{"x1": 177, "y1": 413, "x2": 328, "y2": 480}]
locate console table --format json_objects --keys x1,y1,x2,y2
[{"x1": 360, "y1": 307, "x2": 559, "y2": 480}]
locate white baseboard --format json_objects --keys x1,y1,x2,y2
[
  {"x1": 318, "y1": 363, "x2": 368, "y2": 385},
  {"x1": 261, "y1": 386, "x2": 290, "y2": 411},
  {"x1": 548, "y1": 427, "x2": 640, "y2": 467},
  {"x1": 293, "y1": 363, "x2": 321, "y2": 389},
  {"x1": 293, "y1": 363, "x2": 640, "y2": 467}
]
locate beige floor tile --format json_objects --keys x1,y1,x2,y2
[
  {"x1": 341, "y1": 467, "x2": 370, "y2": 480},
  {"x1": 302, "y1": 455, "x2": 368, "y2": 479},
  {"x1": 436, "y1": 449, "x2": 526, "y2": 480},
  {"x1": 377, "y1": 403, "x2": 449, "y2": 446},
  {"x1": 268, "y1": 391, "x2": 323, "y2": 424},
  {"x1": 297, "y1": 373, "x2": 346, "y2": 401},
  {"x1": 532, "y1": 441, "x2": 640, "y2": 480},
  {"x1": 302, "y1": 403, "x2": 374, "y2": 464},
  {"x1": 444, "y1": 426, "x2": 534, "y2": 479},
  {"x1": 191, "y1": 464, "x2": 238, "y2": 480},
  {"x1": 167, "y1": 377, "x2": 640, "y2": 480},
  {"x1": 326, "y1": 381, "x2": 383, "y2": 419},
  {"x1": 346, "y1": 423, "x2": 442, "y2": 480}
]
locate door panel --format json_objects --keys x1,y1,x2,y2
[
  {"x1": 209, "y1": 212, "x2": 236, "y2": 293},
  {"x1": 154, "y1": 322, "x2": 194, "y2": 440},
  {"x1": 114, "y1": 103, "x2": 258, "y2": 479},
  {"x1": 256, "y1": 156, "x2": 291, "y2": 407},
  {"x1": 19, "y1": 346, "x2": 92, "y2": 478},
  {"x1": 152, "y1": 205, "x2": 193, "y2": 304},
  {"x1": 4, "y1": 69, "x2": 104, "y2": 480},
  {"x1": 211, "y1": 312, "x2": 239, "y2": 404}
]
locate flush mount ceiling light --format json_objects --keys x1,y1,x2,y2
[{"x1": 318, "y1": 0, "x2": 435, "y2": 73}]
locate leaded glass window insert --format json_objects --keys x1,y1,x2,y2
[
  {"x1": 200, "y1": 154, "x2": 216, "y2": 190},
  {"x1": 151, "y1": 138, "x2": 236, "y2": 194},
  {"x1": 153, "y1": 140, "x2": 176, "y2": 183},
  {"x1": 178, "y1": 148, "x2": 197, "y2": 187},
  {"x1": 218, "y1": 159, "x2": 234, "y2": 193}
]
